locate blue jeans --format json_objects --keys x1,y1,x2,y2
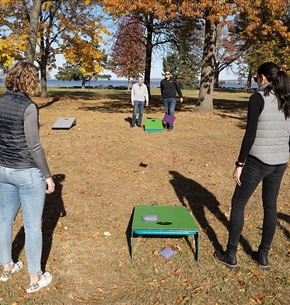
[
  {"x1": 0, "y1": 166, "x2": 46, "y2": 274},
  {"x1": 227, "y1": 155, "x2": 287, "y2": 250},
  {"x1": 163, "y1": 98, "x2": 176, "y2": 129},
  {"x1": 132, "y1": 100, "x2": 145, "y2": 126}
]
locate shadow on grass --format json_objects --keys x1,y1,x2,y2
[
  {"x1": 277, "y1": 212, "x2": 290, "y2": 240},
  {"x1": 39, "y1": 97, "x2": 61, "y2": 109},
  {"x1": 169, "y1": 171, "x2": 253, "y2": 255},
  {"x1": 12, "y1": 174, "x2": 67, "y2": 272},
  {"x1": 42, "y1": 89, "x2": 250, "y2": 129}
]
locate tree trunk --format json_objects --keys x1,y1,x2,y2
[
  {"x1": 213, "y1": 67, "x2": 220, "y2": 88},
  {"x1": 196, "y1": 18, "x2": 217, "y2": 112},
  {"x1": 26, "y1": 0, "x2": 42, "y2": 63},
  {"x1": 245, "y1": 69, "x2": 252, "y2": 92},
  {"x1": 40, "y1": 64, "x2": 47, "y2": 98},
  {"x1": 144, "y1": 13, "x2": 154, "y2": 96},
  {"x1": 127, "y1": 76, "x2": 130, "y2": 91},
  {"x1": 82, "y1": 79, "x2": 85, "y2": 89}
]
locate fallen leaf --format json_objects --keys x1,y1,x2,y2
[
  {"x1": 153, "y1": 250, "x2": 159, "y2": 256},
  {"x1": 176, "y1": 296, "x2": 189, "y2": 304},
  {"x1": 183, "y1": 277, "x2": 192, "y2": 283},
  {"x1": 171, "y1": 269, "x2": 181, "y2": 276},
  {"x1": 249, "y1": 269, "x2": 260, "y2": 277},
  {"x1": 97, "y1": 288, "x2": 104, "y2": 293},
  {"x1": 165, "y1": 260, "x2": 173, "y2": 265},
  {"x1": 149, "y1": 279, "x2": 158, "y2": 285},
  {"x1": 73, "y1": 296, "x2": 85, "y2": 302},
  {"x1": 119, "y1": 260, "x2": 127, "y2": 266},
  {"x1": 92, "y1": 232, "x2": 100, "y2": 237},
  {"x1": 91, "y1": 299, "x2": 100, "y2": 303},
  {"x1": 239, "y1": 280, "x2": 246, "y2": 286},
  {"x1": 193, "y1": 286, "x2": 203, "y2": 292}
]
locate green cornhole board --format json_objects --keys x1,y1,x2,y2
[
  {"x1": 145, "y1": 118, "x2": 163, "y2": 132},
  {"x1": 131, "y1": 205, "x2": 200, "y2": 261}
]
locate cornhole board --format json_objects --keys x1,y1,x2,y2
[
  {"x1": 52, "y1": 117, "x2": 76, "y2": 130},
  {"x1": 145, "y1": 118, "x2": 163, "y2": 132},
  {"x1": 131, "y1": 205, "x2": 200, "y2": 261}
]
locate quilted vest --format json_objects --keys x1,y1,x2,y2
[
  {"x1": 0, "y1": 90, "x2": 37, "y2": 168},
  {"x1": 249, "y1": 88, "x2": 290, "y2": 165}
]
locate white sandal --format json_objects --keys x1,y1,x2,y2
[
  {"x1": 26, "y1": 272, "x2": 52, "y2": 293},
  {"x1": 0, "y1": 261, "x2": 23, "y2": 281}
]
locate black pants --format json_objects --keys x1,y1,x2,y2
[{"x1": 227, "y1": 155, "x2": 287, "y2": 250}]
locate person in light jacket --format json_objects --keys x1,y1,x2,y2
[{"x1": 130, "y1": 76, "x2": 149, "y2": 128}]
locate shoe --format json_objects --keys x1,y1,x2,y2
[
  {"x1": 26, "y1": 272, "x2": 52, "y2": 293},
  {"x1": 214, "y1": 249, "x2": 238, "y2": 268},
  {"x1": 257, "y1": 248, "x2": 269, "y2": 269},
  {"x1": 137, "y1": 124, "x2": 142, "y2": 128},
  {"x1": 0, "y1": 261, "x2": 23, "y2": 282},
  {"x1": 130, "y1": 125, "x2": 135, "y2": 128}
]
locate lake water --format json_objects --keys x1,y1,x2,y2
[{"x1": 47, "y1": 79, "x2": 257, "y2": 89}]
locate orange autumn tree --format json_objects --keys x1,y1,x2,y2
[
  {"x1": 233, "y1": 0, "x2": 290, "y2": 84},
  {"x1": 0, "y1": 0, "x2": 108, "y2": 97}
]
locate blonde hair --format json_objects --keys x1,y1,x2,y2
[{"x1": 5, "y1": 61, "x2": 39, "y2": 96}]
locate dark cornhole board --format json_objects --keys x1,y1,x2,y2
[
  {"x1": 52, "y1": 118, "x2": 76, "y2": 130},
  {"x1": 145, "y1": 118, "x2": 163, "y2": 132}
]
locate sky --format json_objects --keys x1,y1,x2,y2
[{"x1": 51, "y1": 53, "x2": 237, "y2": 81}]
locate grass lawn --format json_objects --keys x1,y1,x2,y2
[{"x1": 0, "y1": 86, "x2": 289, "y2": 305}]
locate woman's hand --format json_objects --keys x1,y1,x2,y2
[
  {"x1": 45, "y1": 177, "x2": 55, "y2": 194},
  {"x1": 233, "y1": 167, "x2": 243, "y2": 186}
]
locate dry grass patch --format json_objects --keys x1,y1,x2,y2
[{"x1": 0, "y1": 88, "x2": 289, "y2": 305}]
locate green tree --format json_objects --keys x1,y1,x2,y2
[
  {"x1": 162, "y1": 16, "x2": 202, "y2": 88},
  {"x1": 55, "y1": 61, "x2": 111, "y2": 88}
]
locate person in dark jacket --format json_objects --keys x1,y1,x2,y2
[
  {"x1": 0, "y1": 61, "x2": 55, "y2": 293},
  {"x1": 160, "y1": 71, "x2": 183, "y2": 131},
  {"x1": 215, "y1": 62, "x2": 290, "y2": 270}
]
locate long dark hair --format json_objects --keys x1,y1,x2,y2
[{"x1": 257, "y1": 62, "x2": 290, "y2": 119}]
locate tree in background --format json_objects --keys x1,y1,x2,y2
[
  {"x1": 214, "y1": 24, "x2": 240, "y2": 88},
  {"x1": 55, "y1": 60, "x2": 111, "y2": 89},
  {"x1": 103, "y1": 0, "x2": 185, "y2": 89},
  {"x1": 110, "y1": 16, "x2": 146, "y2": 90},
  {"x1": 0, "y1": 0, "x2": 108, "y2": 97},
  {"x1": 232, "y1": 0, "x2": 290, "y2": 89},
  {"x1": 162, "y1": 17, "x2": 203, "y2": 88},
  {"x1": 179, "y1": 1, "x2": 250, "y2": 112},
  {"x1": 0, "y1": 0, "x2": 28, "y2": 71},
  {"x1": 26, "y1": 0, "x2": 42, "y2": 63}
]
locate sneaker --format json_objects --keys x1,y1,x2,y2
[
  {"x1": 0, "y1": 261, "x2": 23, "y2": 282},
  {"x1": 26, "y1": 272, "x2": 52, "y2": 293}
]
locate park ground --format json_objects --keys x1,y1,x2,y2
[{"x1": 0, "y1": 87, "x2": 289, "y2": 305}]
